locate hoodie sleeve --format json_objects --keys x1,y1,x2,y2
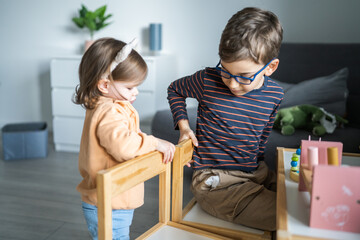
[{"x1": 96, "y1": 104, "x2": 158, "y2": 162}]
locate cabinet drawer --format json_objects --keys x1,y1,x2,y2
[
  {"x1": 132, "y1": 92, "x2": 155, "y2": 121},
  {"x1": 53, "y1": 117, "x2": 84, "y2": 145},
  {"x1": 51, "y1": 58, "x2": 81, "y2": 87},
  {"x1": 139, "y1": 58, "x2": 155, "y2": 92},
  {"x1": 51, "y1": 88, "x2": 85, "y2": 117}
]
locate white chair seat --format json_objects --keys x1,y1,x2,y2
[
  {"x1": 146, "y1": 225, "x2": 215, "y2": 240},
  {"x1": 183, "y1": 203, "x2": 265, "y2": 235}
]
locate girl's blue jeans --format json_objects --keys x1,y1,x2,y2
[{"x1": 81, "y1": 201, "x2": 134, "y2": 240}]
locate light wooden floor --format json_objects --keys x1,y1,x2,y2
[{"x1": 0, "y1": 131, "x2": 193, "y2": 240}]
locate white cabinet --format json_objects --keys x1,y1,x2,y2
[{"x1": 50, "y1": 54, "x2": 176, "y2": 152}]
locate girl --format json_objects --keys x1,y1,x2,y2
[{"x1": 74, "y1": 37, "x2": 175, "y2": 240}]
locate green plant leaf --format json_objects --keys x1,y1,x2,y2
[
  {"x1": 72, "y1": 17, "x2": 84, "y2": 28},
  {"x1": 72, "y1": 4, "x2": 112, "y2": 38},
  {"x1": 85, "y1": 11, "x2": 96, "y2": 20},
  {"x1": 84, "y1": 18, "x2": 97, "y2": 31},
  {"x1": 95, "y1": 5, "x2": 106, "y2": 18},
  {"x1": 103, "y1": 14, "x2": 112, "y2": 21},
  {"x1": 79, "y1": 5, "x2": 88, "y2": 18},
  {"x1": 97, "y1": 22, "x2": 111, "y2": 30}
]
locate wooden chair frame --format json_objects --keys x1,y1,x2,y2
[
  {"x1": 96, "y1": 145, "x2": 229, "y2": 240},
  {"x1": 172, "y1": 139, "x2": 273, "y2": 240}
]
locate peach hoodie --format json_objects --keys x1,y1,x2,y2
[{"x1": 76, "y1": 96, "x2": 158, "y2": 209}]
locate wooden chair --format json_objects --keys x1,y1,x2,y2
[
  {"x1": 96, "y1": 147, "x2": 229, "y2": 240},
  {"x1": 172, "y1": 139, "x2": 273, "y2": 240}
]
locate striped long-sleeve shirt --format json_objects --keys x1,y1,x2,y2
[{"x1": 167, "y1": 67, "x2": 284, "y2": 171}]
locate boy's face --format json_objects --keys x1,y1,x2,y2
[{"x1": 219, "y1": 59, "x2": 278, "y2": 96}]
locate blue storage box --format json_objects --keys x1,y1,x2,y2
[{"x1": 2, "y1": 122, "x2": 48, "y2": 160}]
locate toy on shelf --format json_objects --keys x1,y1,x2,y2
[
  {"x1": 289, "y1": 147, "x2": 301, "y2": 182},
  {"x1": 307, "y1": 146, "x2": 319, "y2": 170},
  {"x1": 327, "y1": 146, "x2": 339, "y2": 165},
  {"x1": 299, "y1": 136, "x2": 343, "y2": 192}
]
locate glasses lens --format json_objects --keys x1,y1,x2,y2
[
  {"x1": 219, "y1": 70, "x2": 231, "y2": 79},
  {"x1": 235, "y1": 77, "x2": 251, "y2": 85}
]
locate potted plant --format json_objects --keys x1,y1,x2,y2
[{"x1": 72, "y1": 4, "x2": 112, "y2": 50}]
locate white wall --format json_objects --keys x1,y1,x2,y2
[{"x1": 1, "y1": 0, "x2": 360, "y2": 130}]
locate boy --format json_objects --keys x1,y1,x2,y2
[{"x1": 167, "y1": 7, "x2": 283, "y2": 231}]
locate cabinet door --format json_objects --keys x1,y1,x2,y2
[
  {"x1": 51, "y1": 58, "x2": 81, "y2": 88},
  {"x1": 53, "y1": 116, "x2": 84, "y2": 146},
  {"x1": 132, "y1": 92, "x2": 155, "y2": 123},
  {"x1": 131, "y1": 58, "x2": 156, "y2": 122},
  {"x1": 139, "y1": 58, "x2": 155, "y2": 92},
  {"x1": 51, "y1": 88, "x2": 85, "y2": 117}
]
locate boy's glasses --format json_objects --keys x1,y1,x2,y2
[{"x1": 215, "y1": 59, "x2": 274, "y2": 85}]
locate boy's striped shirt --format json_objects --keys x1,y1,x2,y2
[{"x1": 168, "y1": 67, "x2": 283, "y2": 171}]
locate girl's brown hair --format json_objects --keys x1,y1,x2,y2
[
  {"x1": 219, "y1": 7, "x2": 283, "y2": 64},
  {"x1": 74, "y1": 38, "x2": 148, "y2": 109}
]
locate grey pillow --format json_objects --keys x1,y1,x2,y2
[
  {"x1": 274, "y1": 80, "x2": 295, "y2": 92},
  {"x1": 275, "y1": 68, "x2": 349, "y2": 116}
]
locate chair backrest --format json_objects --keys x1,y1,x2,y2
[
  {"x1": 172, "y1": 139, "x2": 194, "y2": 222},
  {"x1": 96, "y1": 151, "x2": 171, "y2": 240}
]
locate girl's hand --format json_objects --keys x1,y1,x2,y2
[{"x1": 156, "y1": 139, "x2": 175, "y2": 164}]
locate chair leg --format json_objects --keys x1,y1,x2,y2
[{"x1": 97, "y1": 172, "x2": 112, "y2": 240}]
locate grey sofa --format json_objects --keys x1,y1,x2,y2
[{"x1": 151, "y1": 43, "x2": 360, "y2": 171}]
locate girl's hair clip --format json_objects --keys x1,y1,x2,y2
[{"x1": 109, "y1": 38, "x2": 139, "y2": 73}]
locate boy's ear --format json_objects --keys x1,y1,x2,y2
[
  {"x1": 97, "y1": 78, "x2": 110, "y2": 94},
  {"x1": 264, "y1": 58, "x2": 280, "y2": 76}
]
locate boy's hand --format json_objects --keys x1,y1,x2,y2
[
  {"x1": 185, "y1": 158, "x2": 194, "y2": 168},
  {"x1": 179, "y1": 128, "x2": 198, "y2": 146},
  {"x1": 177, "y1": 119, "x2": 197, "y2": 167},
  {"x1": 156, "y1": 139, "x2": 175, "y2": 164},
  {"x1": 178, "y1": 120, "x2": 198, "y2": 147},
  {"x1": 179, "y1": 128, "x2": 197, "y2": 168}
]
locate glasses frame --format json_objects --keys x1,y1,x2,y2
[{"x1": 215, "y1": 58, "x2": 275, "y2": 85}]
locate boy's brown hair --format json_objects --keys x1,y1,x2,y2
[
  {"x1": 219, "y1": 7, "x2": 283, "y2": 64},
  {"x1": 74, "y1": 38, "x2": 147, "y2": 109}
]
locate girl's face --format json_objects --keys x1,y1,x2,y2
[{"x1": 106, "y1": 80, "x2": 140, "y2": 104}]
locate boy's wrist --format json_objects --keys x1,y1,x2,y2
[{"x1": 177, "y1": 119, "x2": 191, "y2": 131}]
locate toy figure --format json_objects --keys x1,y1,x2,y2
[
  {"x1": 274, "y1": 104, "x2": 348, "y2": 136},
  {"x1": 290, "y1": 147, "x2": 301, "y2": 182}
]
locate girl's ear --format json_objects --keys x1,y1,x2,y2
[
  {"x1": 97, "y1": 78, "x2": 110, "y2": 94},
  {"x1": 264, "y1": 58, "x2": 279, "y2": 76}
]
